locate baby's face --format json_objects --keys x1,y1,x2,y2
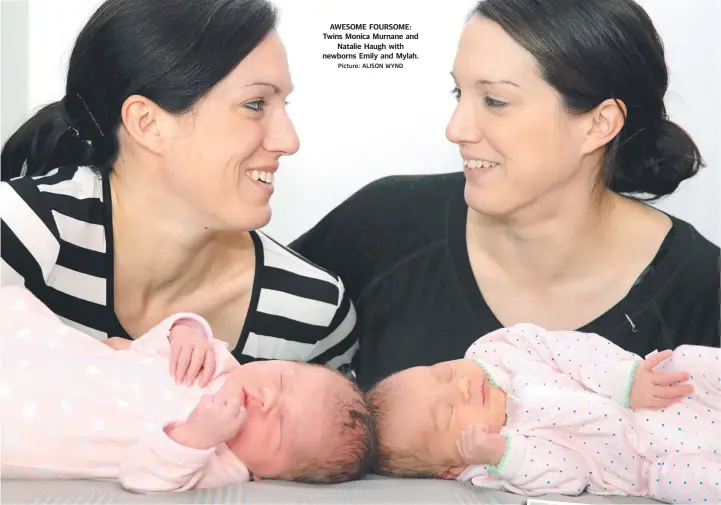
[
  {"x1": 218, "y1": 361, "x2": 348, "y2": 479},
  {"x1": 382, "y1": 358, "x2": 507, "y2": 474}
]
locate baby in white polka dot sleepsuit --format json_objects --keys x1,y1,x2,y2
[
  {"x1": 367, "y1": 322, "x2": 721, "y2": 504},
  {"x1": 0, "y1": 286, "x2": 370, "y2": 492}
]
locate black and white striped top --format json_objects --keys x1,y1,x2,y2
[{"x1": 0, "y1": 166, "x2": 358, "y2": 369}]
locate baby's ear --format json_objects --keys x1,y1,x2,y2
[{"x1": 437, "y1": 466, "x2": 465, "y2": 480}]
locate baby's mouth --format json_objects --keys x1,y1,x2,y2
[{"x1": 481, "y1": 380, "x2": 486, "y2": 405}]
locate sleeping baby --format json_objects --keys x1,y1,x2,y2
[
  {"x1": 367, "y1": 323, "x2": 720, "y2": 504},
  {"x1": 0, "y1": 286, "x2": 372, "y2": 492}
]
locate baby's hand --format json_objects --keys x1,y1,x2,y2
[
  {"x1": 103, "y1": 336, "x2": 132, "y2": 350},
  {"x1": 169, "y1": 319, "x2": 216, "y2": 387},
  {"x1": 629, "y1": 349, "x2": 693, "y2": 410},
  {"x1": 456, "y1": 423, "x2": 507, "y2": 467},
  {"x1": 168, "y1": 394, "x2": 246, "y2": 450}
]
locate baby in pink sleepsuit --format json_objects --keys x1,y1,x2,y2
[
  {"x1": 0, "y1": 286, "x2": 371, "y2": 492},
  {"x1": 367, "y1": 323, "x2": 721, "y2": 504}
]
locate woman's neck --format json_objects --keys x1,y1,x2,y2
[
  {"x1": 467, "y1": 188, "x2": 625, "y2": 286},
  {"x1": 108, "y1": 169, "x2": 254, "y2": 301}
]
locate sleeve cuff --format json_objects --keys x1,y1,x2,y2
[
  {"x1": 610, "y1": 359, "x2": 642, "y2": 407},
  {"x1": 154, "y1": 313, "x2": 214, "y2": 343},
  {"x1": 489, "y1": 433, "x2": 526, "y2": 479},
  {"x1": 153, "y1": 422, "x2": 216, "y2": 468}
]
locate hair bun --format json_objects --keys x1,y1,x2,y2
[{"x1": 610, "y1": 119, "x2": 704, "y2": 199}]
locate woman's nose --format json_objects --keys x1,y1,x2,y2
[
  {"x1": 260, "y1": 386, "x2": 277, "y2": 413},
  {"x1": 446, "y1": 102, "x2": 482, "y2": 145}
]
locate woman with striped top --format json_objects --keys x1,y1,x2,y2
[{"x1": 0, "y1": 0, "x2": 357, "y2": 371}]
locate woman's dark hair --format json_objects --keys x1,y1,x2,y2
[
  {"x1": 472, "y1": 0, "x2": 704, "y2": 201},
  {"x1": 1, "y1": 0, "x2": 277, "y2": 181}
]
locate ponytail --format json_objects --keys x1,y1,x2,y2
[{"x1": 1, "y1": 94, "x2": 110, "y2": 181}]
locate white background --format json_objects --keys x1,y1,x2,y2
[{"x1": 14, "y1": 0, "x2": 721, "y2": 245}]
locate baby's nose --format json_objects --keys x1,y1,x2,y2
[
  {"x1": 457, "y1": 377, "x2": 471, "y2": 402},
  {"x1": 260, "y1": 386, "x2": 277, "y2": 413}
]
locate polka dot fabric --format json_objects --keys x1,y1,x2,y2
[
  {"x1": 457, "y1": 323, "x2": 721, "y2": 504},
  {"x1": 0, "y1": 286, "x2": 250, "y2": 491}
]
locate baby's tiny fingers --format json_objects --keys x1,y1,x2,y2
[
  {"x1": 655, "y1": 384, "x2": 694, "y2": 399},
  {"x1": 199, "y1": 349, "x2": 216, "y2": 388},
  {"x1": 653, "y1": 371, "x2": 690, "y2": 385},
  {"x1": 175, "y1": 347, "x2": 192, "y2": 383},
  {"x1": 456, "y1": 439, "x2": 471, "y2": 462},
  {"x1": 185, "y1": 347, "x2": 205, "y2": 386}
]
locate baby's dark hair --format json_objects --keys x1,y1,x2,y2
[
  {"x1": 290, "y1": 365, "x2": 375, "y2": 484},
  {"x1": 365, "y1": 378, "x2": 448, "y2": 479}
]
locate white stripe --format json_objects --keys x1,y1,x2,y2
[
  {"x1": 37, "y1": 166, "x2": 102, "y2": 200},
  {"x1": 327, "y1": 340, "x2": 359, "y2": 369},
  {"x1": 306, "y1": 303, "x2": 357, "y2": 360},
  {"x1": 0, "y1": 258, "x2": 26, "y2": 287},
  {"x1": 257, "y1": 288, "x2": 336, "y2": 326},
  {"x1": 52, "y1": 210, "x2": 106, "y2": 253},
  {"x1": 242, "y1": 332, "x2": 313, "y2": 361},
  {"x1": 257, "y1": 232, "x2": 336, "y2": 284},
  {"x1": 58, "y1": 315, "x2": 107, "y2": 341},
  {"x1": 31, "y1": 168, "x2": 59, "y2": 179},
  {"x1": 0, "y1": 183, "x2": 60, "y2": 281},
  {"x1": 47, "y1": 265, "x2": 106, "y2": 305}
]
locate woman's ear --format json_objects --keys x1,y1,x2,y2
[
  {"x1": 580, "y1": 97, "x2": 627, "y2": 156},
  {"x1": 120, "y1": 94, "x2": 165, "y2": 155}
]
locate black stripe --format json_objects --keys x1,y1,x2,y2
[
  {"x1": 234, "y1": 231, "x2": 265, "y2": 355},
  {"x1": 32, "y1": 166, "x2": 81, "y2": 186},
  {"x1": 233, "y1": 353, "x2": 271, "y2": 365},
  {"x1": 39, "y1": 286, "x2": 111, "y2": 334},
  {"x1": 5, "y1": 177, "x2": 60, "y2": 237},
  {"x1": 34, "y1": 165, "x2": 80, "y2": 185},
  {"x1": 56, "y1": 241, "x2": 107, "y2": 278},
  {"x1": 262, "y1": 231, "x2": 339, "y2": 278},
  {"x1": 40, "y1": 193, "x2": 105, "y2": 226},
  {"x1": 252, "y1": 311, "x2": 333, "y2": 344},
  {"x1": 261, "y1": 266, "x2": 339, "y2": 305},
  {"x1": 309, "y1": 295, "x2": 358, "y2": 365},
  {"x1": 310, "y1": 330, "x2": 358, "y2": 365},
  {"x1": 0, "y1": 221, "x2": 48, "y2": 291}
]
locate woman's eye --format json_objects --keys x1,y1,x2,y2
[
  {"x1": 244, "y1": 100, "x2": 266, "y2": 111},
  {"x1": 451, "y1": 87, "x2": 461, "y2": 101},
  {"x1": 484, "y1": 96, "x2": 507, "y2": 108}
]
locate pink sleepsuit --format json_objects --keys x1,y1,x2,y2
[
  {"x1": 0, "y1": 286, "x2": 250, "y2": 492},
  {"x1": 458, "y1": 323, "x2": 721, "y2": 504}
]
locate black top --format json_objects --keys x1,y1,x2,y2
[
  {"x1": 0, "y1": 166, "x2": 358, "y2": 369},
  {"x1": 290, "y1": 172, "x2": 720, "y2": 390}
]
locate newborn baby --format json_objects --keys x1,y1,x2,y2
[
  {"x1": 0, "y1": 286, "x2": 372, "y2": 492},
  {"x1": 367, "y1": 323, "x2": 720, "y2": 504}
]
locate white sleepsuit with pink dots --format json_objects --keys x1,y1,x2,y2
[{"x1": 457, "y1": 323, "x2": 721, "y2": 504}]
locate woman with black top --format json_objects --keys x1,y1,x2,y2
[{"x1": 290, "y1": 0, "x2": 720, "y2": 390}]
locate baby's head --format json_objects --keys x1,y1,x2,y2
[
  {"x1": 366, "y1": 358, "x2": 506, "y2": 479},
  {"x1": 219, "y1": 360, "x2": 373, "y2": 483}
]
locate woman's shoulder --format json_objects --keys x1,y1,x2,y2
[
  {"x1": 337, "y1": 171, "x2": 464, "y2": 218},
  {"x1": 662, "y1": 216, "x2": 719, "y2": 278},
  {"x1": 2, "y1": 165, "x2": 103, "y2": 206},
  {"x1": 646, "y1": 214, "x2": 719, "y2": 312},
  {"x1": 288, "y1": 172, "x2": 466, "y2": 294},
  {"x1": 1, "y1": 165, "x2": 108, "y2": 285}
]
